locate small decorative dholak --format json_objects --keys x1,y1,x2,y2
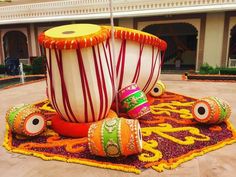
[
  {"x1": 5, "y1": 104, "x2": 46, "y2": 136},
  {"x1": 150, "y1": 80, "x2": 166, "y2": 97},
  {"x1": 118, "y1": 83, "x2": 150, "y2": 119},
  {"x1": 88, "y1": 117, "x2": 142, "y2": 157},
  {"x1": 192, "y1": 97, "x2": 231, "y2": 124}
]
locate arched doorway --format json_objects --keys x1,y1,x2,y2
[
  {"x1": 3, "y1": 31, "x2": 29, "y2": 60},
  {"x1": 228, "y1": 25, "x2": 236, "y2": 67},
  {"x1": 143, "y1": 23, "x2": 198, "y2": 71}
]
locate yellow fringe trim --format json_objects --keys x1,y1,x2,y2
[
  {"x1": 3, "y1": 94, "x2": 236, "y2": 174},
  {"x1": 2, "y1": 124, "x2": 140, "y2": 174},
  {"x1": 151, "y1": 120, "x2": 236, "y2": 172},
  {"x1": 4, "y1": 120, "x2": 236, "y2": 174},
  {"x1": 32, "y1": 99, "x2": 49, "y2": 106}
]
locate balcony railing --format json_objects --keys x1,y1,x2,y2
[
  {"x1": 0, "y1": 0, "x2": 236, "y2": 24},
  {"x1": 229, "y1": 58, "x2": 236, "y2": 68}
]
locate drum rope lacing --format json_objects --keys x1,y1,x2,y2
[{"x1": 109, "y1": 0, "x2": 119, "y2": 116}]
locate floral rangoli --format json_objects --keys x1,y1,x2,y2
[{"x1": 3, "y1": 91, "x2": 236, "y2": 174}]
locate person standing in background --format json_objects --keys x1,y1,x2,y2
[{"x1": 174, "y1": 49, "x2": 183, "y2": 70}]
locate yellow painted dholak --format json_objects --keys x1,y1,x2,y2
[{"x1": 150, "y1": 80, "x2": 166, "y2": 97}]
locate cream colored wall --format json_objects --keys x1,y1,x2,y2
[
  {"x1": 118, "y1": 18, "x2": 134, "y2": 28},
  {"x1": 30, "y1": 24, "x2": 37, "y2": 57},
  {"x1": 203, "y1": 12, "x2": 225, "y2": 67}
]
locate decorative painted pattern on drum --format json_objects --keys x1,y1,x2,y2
[
  {"x1": 191, "y1": 97, "x2": 231, "y2": 124},
  {"x1": 119, "y1": 83, "x2": 150, "y2": 119},
  {"x1": 5, "y1": 104, "x2": 46, "y2": 136},
  {"x1": 88, "y1": 117, "x2": 142, "y2": 157}
]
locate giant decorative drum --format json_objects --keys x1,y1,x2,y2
[
  {"x1": 103, "y1": 26, "x2": 167, "y2": 93},
  {"x1": 38, "y1": 24, "x2": 115, "y2": 123}
]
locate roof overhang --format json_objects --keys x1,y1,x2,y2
[{"x1": 0, "y1": 0, "x2": 236, "y2": 25}]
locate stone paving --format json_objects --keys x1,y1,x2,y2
[{"x1": 0, "y1": 74, "x2": 236, "y2": 177}]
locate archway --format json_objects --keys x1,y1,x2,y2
[
  {"x1": 3, "y1": 31, "x2": 29, "y2": 60},
  {"x1": 142, "y1": 23, "x2": 198, "y2": 70},
  {"x1": 228, "y1": 25, "x2": 236, "y2": 67}
]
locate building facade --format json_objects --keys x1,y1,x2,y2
[{"x1": 1, "y1": 0, "x2": 236, "y2": 70}]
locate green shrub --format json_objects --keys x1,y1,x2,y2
[
  {"x1": 214, "y1": 66, "x2": 221, "y2": 74},
  {"x1": 23, "y1": 64, "x2": 32, "y2": 75},
  {"x1": 208, "y1": 66, "x2": 220, "y2": 74},
  {"x1": 219, "y1": 68, "x2": 236, "y2": 75},
  {"x1": 32, "y1": 56, "x2": 46, "y2": 74},
  {"x1": 0, "y1": 64, "x2": 5, "y2": 74},
  {"x1": 199, "y1": 63, "x2": 236, "y2": 75},
  {"x1": 199, "y1": 63, "x2": 214, "y2": 74}
]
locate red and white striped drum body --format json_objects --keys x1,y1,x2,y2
[
  {"x1": 39, "y1": 24, "x2": 115, "y2": 123},
  {"x1": 104, "y1": 26, "x2": 167, "y2": 93}
]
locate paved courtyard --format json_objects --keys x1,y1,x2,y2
[{"x1": 0, "y1": 74, "x2": 236, "y2": 177}]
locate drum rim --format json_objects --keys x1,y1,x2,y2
[
  {"x1": 23, "y1": 113, "x2": 46, "y2": 136},
  {"x1": 39, "y1": 24, "x2": 167, "y2": 51},
  {"x1": 38, "y1": 24, "x2": 110, "y2": 49},
  {"x1": 103, "y1": 26, "x2": 167, "y2": 51}
]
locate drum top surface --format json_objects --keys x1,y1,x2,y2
[{"x1": 45, "y1": 24, "x2": 101, "y2": 40}]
